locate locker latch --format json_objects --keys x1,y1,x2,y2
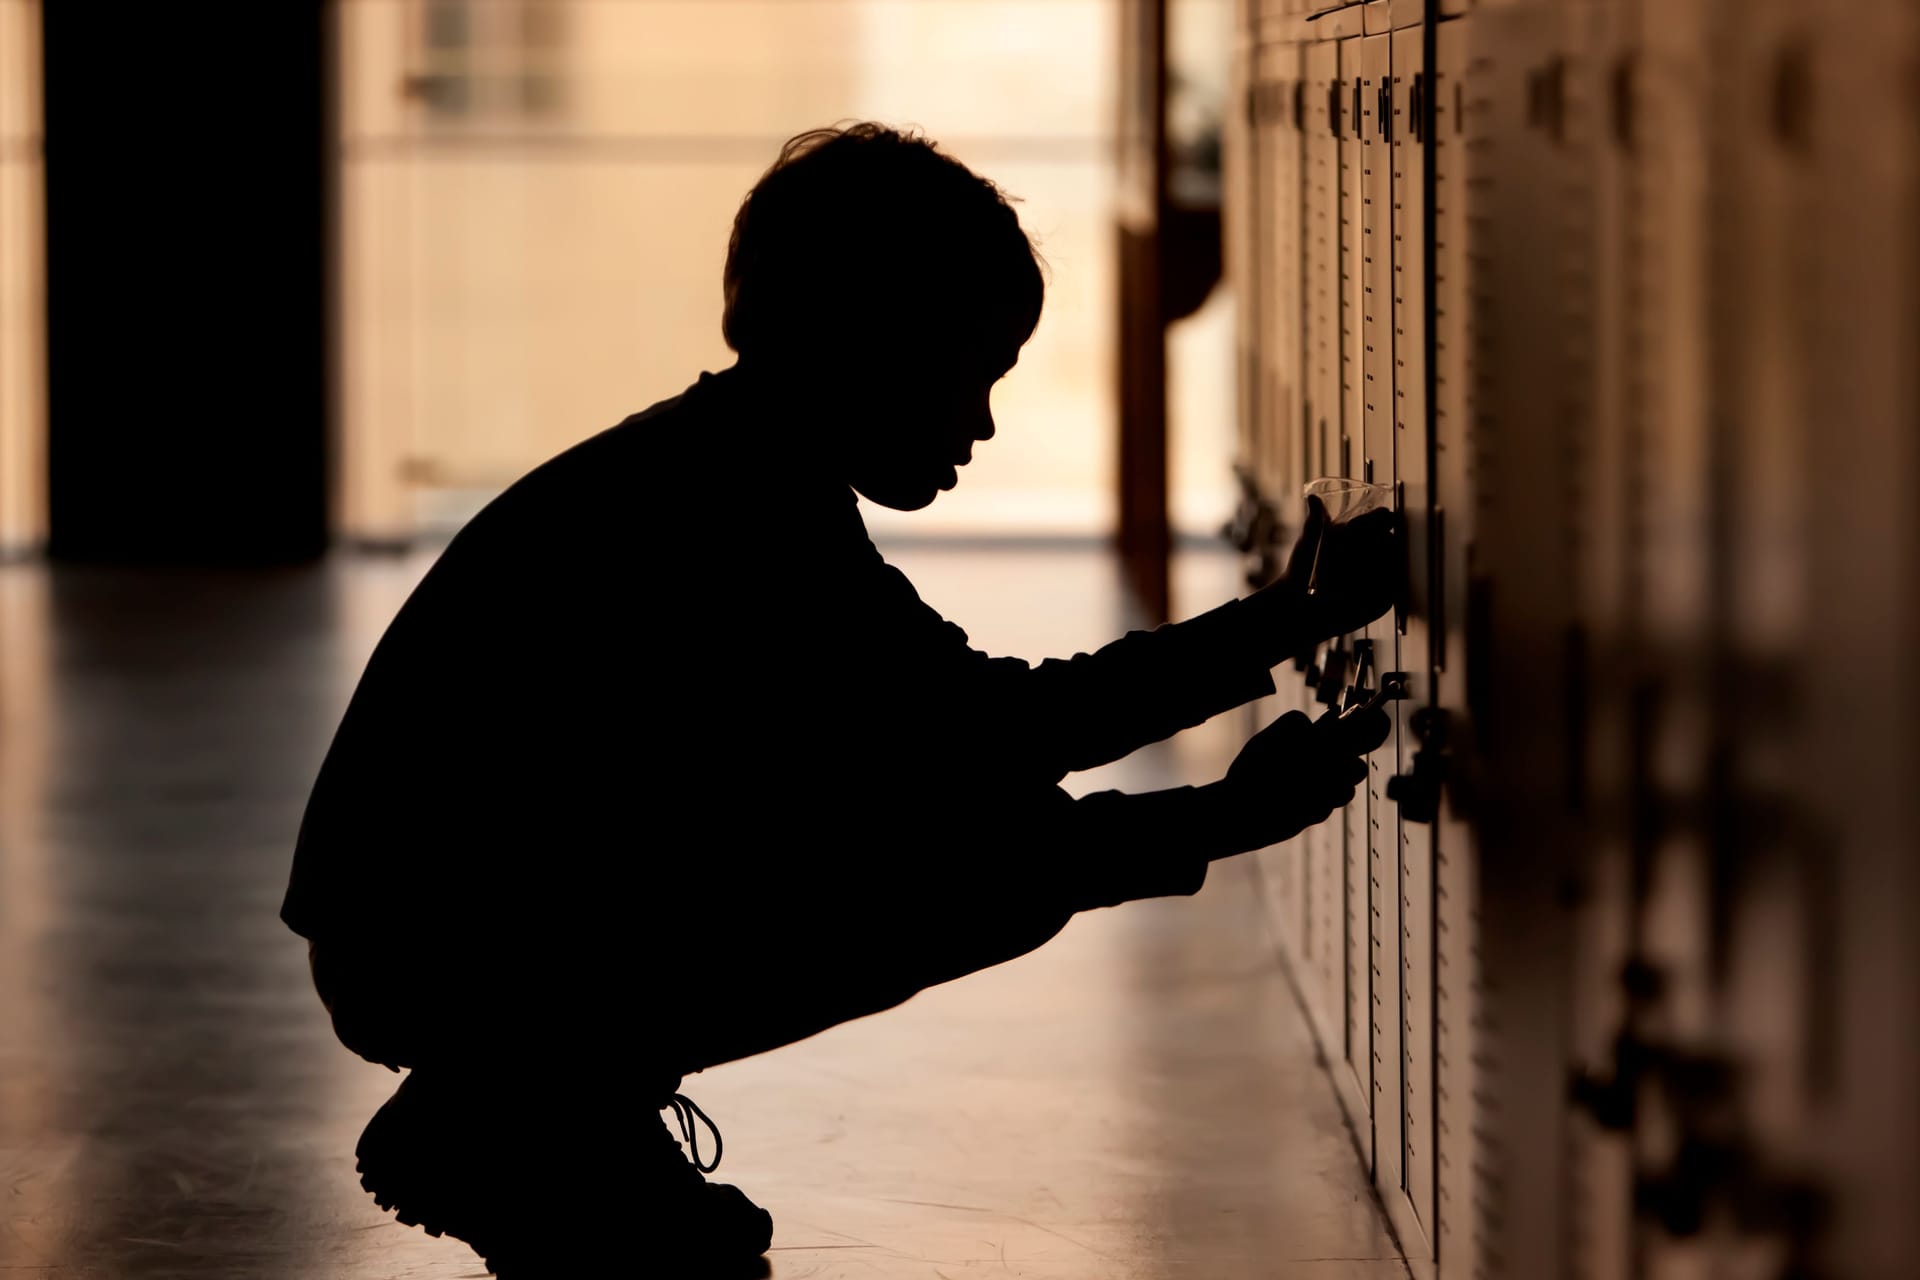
[
  {"x1": 1527, "y1": 56, "x2": 1568, "y2": 142},
  {"x1": 1222, "y1": 464, "x2": 1283, "y2": 588},
  {"x1": 1341, "y1": 639, "x2": 1377, "y2": 706},
  {"x1": 1313, "y1": 642, "x2": 1351, "y2": 706},
  {"x1": 1385, "y1": 703, "x2": 1451, "y2": 823}
]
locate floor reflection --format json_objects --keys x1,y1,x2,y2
[{"x1": 0, "y1": 545, "x2": 1400, "y2": 1278}]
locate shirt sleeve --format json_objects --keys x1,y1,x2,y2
[{"x1": 841, "y1": 531, "x2": 1280, "y2": 786}]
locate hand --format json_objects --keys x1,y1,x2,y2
[
  {"x1": 1245, "y1": 497, "x2": 1402, "y2": 661},
  {"x1": 1290, "y1": 496, "x2": 1401, "y2": 641},
  {"x1": 1212, "y1": 706, "x2": 1393, "y2": 853}
]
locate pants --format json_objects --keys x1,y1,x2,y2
[{"x1": 306, "y1": 872, "x2": 1085, "y2": 1087}]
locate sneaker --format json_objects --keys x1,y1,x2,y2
[{"x1": 354, "y1": 1072, "x2": 774, "y2": 1276}]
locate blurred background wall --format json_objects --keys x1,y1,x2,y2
[
  {"x1": 333, "y1": 0, "x2": 1233, "y2": 543},
  {"x1": 0, "y1": 0, "x2": 1240, "y2": 557},
  {"x1": 0, "y1": 0, "x2": 45, "y2": 554}
]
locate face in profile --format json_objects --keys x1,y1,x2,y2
[
  {"x1": 722, "y1": 127, "x2": 1046, "y2": 505},
  {"x1": 836, "y1": 345, "x2": 1019, "y2": 512}
]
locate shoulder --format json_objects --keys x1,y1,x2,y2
[{"x1": 455, "y1": 374, "x2": 725, "y2": 548}]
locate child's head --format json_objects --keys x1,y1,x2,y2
[{"x1": 723, "y1": 123, "x2": 1046, "y2": 510}]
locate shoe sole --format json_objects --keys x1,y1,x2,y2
[
  {"x1": 355, "y1": 1091, "x2": 775, "y2": 1276},
  {"x1": 356, "y1": 1100, "x2": 518, "y2": 1276}
]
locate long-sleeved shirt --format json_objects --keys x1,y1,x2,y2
[{"x1": 283, "y1": 370, "x2": 1283, "y2": 1033}]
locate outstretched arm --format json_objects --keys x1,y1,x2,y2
[
  {"x1": 844, "y1": 499, "x2": 1399, "y2": 786},
  {"x1": 1050, "y1": 705, "x2": 1392, "y2": 911}
]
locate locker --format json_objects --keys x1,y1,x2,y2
[
  {"x1": 1572, "y1": 7, "x2": 1720, "y2": 1278},
  {"x1": 1711, "y1": 17, "x2": 1823, "y2": 1270},
  {"x1": 1252, "y1": 37, "x2": 1312, "y2": 984},
  {"x1": 1320, "y1": 23, "x2": 1364, "y2": 1080},
  {"x1": 1388, "y1": 18, "x2": 1436, "y2": 1255},
  {"x1": 1228, "y1": 4, "x2": 1920, "y2": 1278},
  {"x1": 1298, "y1": 32, "x2": 1345, "y2": 1048},
  {"x1": 1225, "y1": 40, "x2": 1260, "y2": 520},
  {"x1": 1354, "y1": 22, "x2": 1396, "y2": 1182},
  {"x1": 1428, "y1": 16, "x2": 1479, "y2": 1278},
  {"x1": 1452, "y1": 9, "x2": 1580, "y2": 1280},
  {"x1": 1798, "y1": 13, "x2": 1920, "y2": 1276},
  {"x1": 1257, "y1": 40, "x2": 1307, "y2": 525},
  {"x1": 1560, "y1": 5, "x2": 1643, "y2": 1279}
]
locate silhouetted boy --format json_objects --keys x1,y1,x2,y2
[{"x1": 285, "y1": 123, "x2": 1397, "y2": 1276}]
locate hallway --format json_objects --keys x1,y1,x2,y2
[{"x1": 0, "y1": 545, "x2": 1405, "y2": 1279}]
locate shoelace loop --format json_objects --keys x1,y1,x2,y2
[{"x1": 668, "y1": 1092, "x2": 723, "y2": 1174}]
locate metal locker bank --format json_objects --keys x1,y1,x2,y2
[{"x1": 1222, "y1": 0, "x2": 1920, "y2": 1276}]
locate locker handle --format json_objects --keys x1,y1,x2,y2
[
  {"x1": 1379, "y1": 80, "x2": 1392, "y2": 143},
  {"x1": 1293, "y1": 78, "x2": 1307, "y2": 132},
  {"x1": 1411, "y1": 72, "x2": 1426, "y2": 143},
  {"x1": 1432, "y1": 506, "x2": 1446, "y2": 673},
  {"x1": 1353, "y1": 79, "x2": 1365, "y2": 142},
  {"x1": 1395, "y1": 479, "x2": 1409, "y2": 636},
  {"x1": 1328, "y1": 78, "x2": 1344, "y2": 139}
]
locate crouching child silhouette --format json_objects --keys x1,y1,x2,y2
[{"x1": 283, "y1": 122, "x2": 1400, "y2": 1276}]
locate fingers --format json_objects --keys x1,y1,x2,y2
[
  {"x1": 1281, "y1": 495, "x2": 1330, "y2": 589},
  {"x1": 1254, "y1": 708, "x2": 1315, "y2": 745},
  {"x1": 1327, "y1": 705, "x2": 1393, "y2": 756},
  {"x1": 1315, "y1": 779, "x2": 1359, "y2": 822},
  {"x1": 1346, "y1": 505, "x2": 1399, "y2": 539}
]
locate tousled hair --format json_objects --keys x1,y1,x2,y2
[{"x1": 722, "y1": 123, "x2": 1046, "y2": 368}]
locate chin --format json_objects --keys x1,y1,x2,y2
[
  {"x1": 864, "y1": 486, "x2": 940, "y2": 512},
  {"x1": 853, "y1": 469, "x2": 948, "y2": 511}
]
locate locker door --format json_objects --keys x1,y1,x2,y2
[
  {"x1": 1450, "y1": 9, "x2": 1581, "y2": 1279},
  {"x1": 1590, "y1": 13, "x2": 1715, "y2": 1279},
  {"x1": 1260, "y1": 41, "x2": 1307, "y2": 519},
  {"x1": 1799, "y1": 7, "x2": 1920, "y2": 1275},
  {"x1": 1225, "y1": 40, "x2": 1260, "y2": 507},
  {"x1": 1303, "y1": 38, "x2": 1341, "y2": 504},
  {"x1": 1389, "y1": 19, "x2": 1437, "y2": 1254},
  {"x1": 1430, "y1": 16, "x2": 1480, "y2": 1278},
  {"x1": 1253, "y1": 38, "x2": 1310, "y2": 977},
  {"x1": 1298, "y1": 34, "x2": 1344, "y2": 1046},
  {"x1": 1562, "y1": 5, "x2": 1639, "y2": 1279},
  {"x1": 1353, "y1": 23, "x2": 1395, "y2": 1177},
  {"x1": 1714, "y1": 14, "x2": 1823, "y2": 1278}
]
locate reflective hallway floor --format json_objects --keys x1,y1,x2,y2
[{"x1": 0, "y1": 544, "x2": 1406, "y2": 1279}]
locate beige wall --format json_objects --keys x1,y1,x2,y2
[
  {"x1": 0, "y1": 0, "x2": 45, "y2": 553},
  {"x1": 336, "y1": 0, "x2": 1152, "y2": 540}
]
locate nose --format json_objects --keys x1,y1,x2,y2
[{"x1": 972, "y1": 410, "x2": 995, "y2": 443}]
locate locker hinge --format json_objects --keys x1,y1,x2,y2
[
  {"x1": 1386, "y1": 703, "x2": 1450, "y2": 823},
  {"x1": 1431, "y1": 506, "x2": 1446, "y2": 672},
  {"x1": 1528, "y1": 56, "x2": 1568, "y2": 142},
  {"x1": 1770, "y1": 41, "x2": 1813, "y2": 152},
  {"x1": 1610, "y1": 53, "x2": 1636, "y2": 148}
]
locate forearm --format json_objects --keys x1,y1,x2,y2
[
  {"x1": 1015, "y1": 594, "x2": 1303, "y2": 779},
  {"x1": 1059, "y1": 782, "x2": 1261, "y2": 913}
]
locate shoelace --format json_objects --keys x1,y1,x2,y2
[{"x1": 667, "y1": 1092, "x2": 724, "y2": 1174}]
